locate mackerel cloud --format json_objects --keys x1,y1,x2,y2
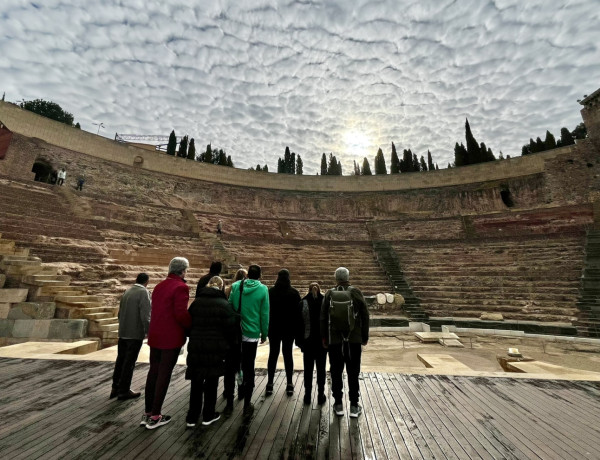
[{"x1": 1, "y1": 0, "x2": 599, "y2": 174}]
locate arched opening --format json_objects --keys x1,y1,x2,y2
[
  {"x1": 31, "y1": 158, "x2": 55, "y2": 183},
  {"x1": 500, "y1": 189, "x2": 514, "y2": 208}
]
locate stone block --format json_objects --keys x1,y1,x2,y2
[
  {"x1": 480, "y1": 312, "x2": 504, "y2": 321},
  {"x1": 423, "y1": 323, "x2": 431, "y2": 332},
  {"x1": 7, "y1": 302, "x2": 55, "y2": 319},
  {"x1": 0, "y1": 274, "x2": 5, "y2": 288},
  {"x1": 408, "y1": 322, "x2": 424, "y2": 332},
  {"x1": 0, "y1": 288, "x2": 29, "y2": 303},
  {"x1": 0, "y1": 319, "x2": 15, "y2": 337},
  {"x1": 0, "y1": 303, "x2": 9, "y2": 319},
  {"x1": 11, "y1": 320, "x2": 36, "y2": 337},
  {"x1": 48, "y1": 319, "x2": 88, "y2": 339},
  {"x1": 29, "y1": 320, "x2": 52, "y2": 338},
  {"x1": 394, "y1": 294, "x2": 405, "y2": 306}
]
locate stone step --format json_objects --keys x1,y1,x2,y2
[
  {"x1": 88, "y1": 321, "x2": 119, "y2": 332},
  {"x1": 84, "y1": 312, "x2": 115, "y2": 321},
  {"x1": 0, "y1": 288, "x2": 29, "y2": 304},
  {"x1": 43, "y1": 287, "x2": 88, "y2": 297},
  {"x1": 55, "y1": 295, "x2": 103, "y2": 303},
  {"x1": 55, "y1": 305, "x2": 116, "y2": 320}
]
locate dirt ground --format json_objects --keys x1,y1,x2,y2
[{"x1": 255, "y1": 332, "x2": 600, "y2": 374}]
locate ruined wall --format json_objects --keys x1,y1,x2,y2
[{"x1": 0, "y1": 100, "x2": 574, "y2": 193}]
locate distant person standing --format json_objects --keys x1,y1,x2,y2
[
  {"x1": 296, "y1": 282, "x2": 327, "y2": 405},
  {"x1": 76, "y1": 176, "x2": 85, "y2": 191},
  {"x1": 266, "y1": 269, "x2": 301, "y2": 397},
  {"x1": 228, "y1": 264, "x2": 269, "y2": 412},
  {"x1": 110, "y1": 273, "x2": 151, "y2": 400},
  {"x1": 185, "y1": 276, "x2": 237, "y2": 427},
  {"x1": 321, "y1": 267, "x2": 369, "y2": 418},
  {"x1": 144, "y1": 257, "x2": 192, "y2": 430},
  {"x1": 57, "y1": 168, "x2": 66, "y2": 186},
  {"x1": 195, "y1": 261, "x2": 222, "y2": 297},
  {"x1": 217, "y1": 220, "x2": 223, "y2": 236}
]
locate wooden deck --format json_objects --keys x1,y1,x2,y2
[{"x1": 0, "y1": 357, "x2": 599, "y2": 459}]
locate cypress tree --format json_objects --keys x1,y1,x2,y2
[
  {"x1": 226, "y1": 155, "x2": 234, "y2": 167},
  {"x1": 166, "y1": 130, "x2": 177, "y2": 156},
  {"x1": 290, "y1": 152, "x2": 296, "y2": 174},
  {"x1": 203, "y1": 144, "x2": 213, "y2": 163},
  {"x1": 486, "y1": 147, "x2": 495, "y2": 161},
  {"x1": 327, "y1": 153, "x2": 342, "y2": 175},
  {"x1": 256, "y1": 165, "x2": 262, "y2": 171},
  {"x1": 217, "y1": 149, "x2": 228, "y2": 165},
  {"x1": 465, "y1": 118, "x2": 480, "y2": 164},
  {"x1": 361, "y1": 157, "x2": 372, "y2": 175},
  {"x1": 400, "y1": 149, "x2": 413, "y2": 172},
  {"x1": 374, "y1": 148, "x2": 387, "y2": 174},
  {"x1": 454, "y1": 142, "x2": 467, "y2": 166},
  {"x1": 353, "y1": 160, "x2": 360, "y2": 175},
  {"x1": 321, "y1": 153, "x2": 327, "y2": 175},
  {"x1": 277, "y1": 158, "x2": 284, "y2": 173},
  {"x1": 535, "y1": 137, "x2": 545, "y2": 152},
  {"x1": 521, "y1": 144, "x2": 530, "y2": 156},
  {"x1": 420, "y1": 155, "x2": 427, "y2": 171},
  {"x1": 571, "y1": 122, "x2": 587, "y2": 140},
  {"x1": 178, "y1": 135, "x2": 188, "y2": 158},
  {"x1": 284, "y1": 147, "x2": 291, "y2": 173},
  {"x1": 412, "y1": 153, "x2": 420, "y2": 172},
  {"x1": 427, "y1": 150, "x2": 434, "y2": 170},
  {"x1": 390, "y1": 142, "x2": 400, "y2": 174},
  {"x1": 296, "y1": 155, "x2": 303, "y2": 175},
  {"x1": 187, "y1": 138, "x2": 196, "y2": 160},
  {"x1": 560, "y1": 127, "x2": 574, "y2": 146},
  {"x1": 544, "y1": 130, "x2": 557, "y2": 150},
  {"x1": 263, "y1": 164, "x2": 268, "y2": 172}
]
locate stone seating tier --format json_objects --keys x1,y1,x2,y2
[{"x1": 393, "y1": 236, "x2": 585, "y2": 323}]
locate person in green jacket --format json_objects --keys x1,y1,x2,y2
[{"x1": 228, "y1": 264, "x2": 269, "y2": 411}]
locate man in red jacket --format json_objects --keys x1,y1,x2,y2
[{"x1": 143, "y1": 257, "x2": 192, "y2": 430}]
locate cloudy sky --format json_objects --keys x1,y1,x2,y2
[{"x1": 1, "y1": 0, "x2": 599, "y2": 174}]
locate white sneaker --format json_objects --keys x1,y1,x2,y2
[
  {"x1": 350, "y1": 404, "x2": 362, "y2": 418},
  {"x1": 202, "y1": 413, "x2": 221, "y2": 426}
]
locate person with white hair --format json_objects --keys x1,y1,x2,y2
[
  {"x1": 143, "y1": 257, "x2": 192, "y2": 430},
  {"x1": 320, "y1": 267, "x2": 369, "y2": 418}
]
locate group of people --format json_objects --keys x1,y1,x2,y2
[
  {"x1": 52, "y1": 167, "x2": 85, "y2": 190},
  {"x1": 110, "y1": 257, "x2": 370, "y2": 431}
]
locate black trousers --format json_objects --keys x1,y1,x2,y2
[
  {"x1": 111, "y1": 338, "x2": 143, "y2": 394},
  {"x1": 267, "y1": 335, "x2": 294, "y2": 385},
  {"x1": 144, "y1": 347, "x2": 181, "y2": 415},
  {"x1": 241, "y1": 341, "x2": 258, "y2": 404},
  {"x1": 224, "y1": 344, "x2": 241, "y2": 400},
  {"x1": 187, "y1": 376, "x2": 219, "y2": 423},
  {"x1": 303, "y1": 344, "x2": 327, "y2": 394},
  {"x1": 328, "y1": 342, "x2": 362, "y2": 405}
]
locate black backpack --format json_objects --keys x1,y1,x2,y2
[{"x1": 328, "y1": 286, "x2": 358, "y2": 342}]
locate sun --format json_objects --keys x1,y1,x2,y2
[{"x1": 342, "y1": 130, "x2": 371, "y2": 158}]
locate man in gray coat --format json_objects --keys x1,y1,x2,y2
[{"x1": 111, "y1": 273, "x2": 151, "y2": 400}]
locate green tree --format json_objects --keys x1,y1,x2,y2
[
  {"x1": 217, "y1": 149, "x2": 228, "y2": 166},
  {"x1": 454, "y1": 142, "x2": 467, "y2": 166},
  {"x1": 521, "y1": 144, "x2": 530, "y2": 156},
  {"x1": 400, "y1": 149, "x2": 413, "y2": 172},
  {"x1": 296, "y1": 155, "x2": 303, "y2": 175},
  {"x1": 560, "y1": 127, "x2": 574, "y2": 146},
  {"x1": 535, "y1": 137, "x2": 545, "y2": 152},
  {"x1": 263, "y1": 164, "x2": 268, "y2": 172},
  {"x1": 390, "y1": 142, "x2": 400, "y2": 174},
  {"x1": 544, "y1": 130, "x2": 556, "y2": 150},
  {"x1": 374, "y1": 148, "x2": 387, "y2": 174},
  {"x1": 427, "y1": 150, "x2": 434, "y2": 170},
  {"x1": 361, "y1": 157, "x2": 372, "y2": 175},
  {"x1": 321, "y1": 153, "x2": 327, "y2": 175},
  {"x1": 177, "y1": 135, "x2": 188, "y2": 158},
  {"x1": 465, "y1": 118, "x2": 481, "y2": 164},
  {"x1": 203, "y1": 144, "x2": 213, "y2": 163},
  {"x1": 277, "y1": 158, "x2": 284, "y2": 173},
  {"x1": 572, "y1": 123, "x2": 587, "y2": 140},
  {"x1": 327, "y1": 153, "x2": 342, "y2": 175},
  {"x1": 290, "y1": 152, "x2": 296, "y2": 174},
  {"x1": 256, "y1": 165, "x2": 262, "y2": 171},
  {"x1": 420, "y1": 155, "x2": 427, "y2": 171},
  {"x1": 284, "y1": 147, "x2": 292, "y2": 173},
  {"x1": 166, "y1": 130, "x2": 177, "y2": 156},
  {"x1": 20, "y1": 99, "x2": 74, "y2": 126},
  {"x1": 353, "y1": 160, "x2": 360, "y2": 175},
  {"x1": 412, "y1": 153, "x2": 420, "y2": 172},
  {"x1": 75, "y1": 122, "x2": 81, "y2": 129},
  {"x1": 187, "y1": 138, "x2": 196, "y2": 160},
  {"x1": 226, "y1": 155, "x2": 234, "y2": 167}
]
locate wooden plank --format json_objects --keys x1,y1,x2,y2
[
  {"x1": 428, "y1": 375, "x2": 528, "y2": 460},
  {"x1": 369, "y1": 373, "x2": 421, "y2": 459},
  {"x1": 456, "y1": 377, "x2": 567, "y2": 460},
  {"x1": 361, "y1": 372, "x2": 402, "y2": 458},
  {"x1": 277, "y1": 370, "x2": 309, "y2": 460},
  {"x1": 388, "y1": 374, "x2": 457, "y2": 459}
]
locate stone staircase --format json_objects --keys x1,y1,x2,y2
[
  {"x1": 372, "y1": 240, "x2": 428, "y2": 321},
  {"x1": 0, "y1": 233, "x2": 117, "y2": 347},
  {"x1": 575, "y1": 230, "x2": 600, "y2": 337}
]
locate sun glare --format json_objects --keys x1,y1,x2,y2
[{"x1": 342, "y1": 130, "x2": 371, "y2": 158}]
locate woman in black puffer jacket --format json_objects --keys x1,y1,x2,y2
[{"x1": 185, "y1": 276, "x2": 237, "y2": 427}]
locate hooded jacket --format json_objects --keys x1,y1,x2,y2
[
  {"x1": 297, "y1": 287, "x2": 324, "y2": 351},
  {"x1": 185, "y1": 286, "x2": 237, "y2": 379},
  {"x1": 268, "y1": 276, "x2": 301, "y2": 339},
  {"x1": 228, "y1": 279, "x2": 269, "y2": 340},
  {"x1": 148, "y1": 274, "x2": 192, "y2": 349}
]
